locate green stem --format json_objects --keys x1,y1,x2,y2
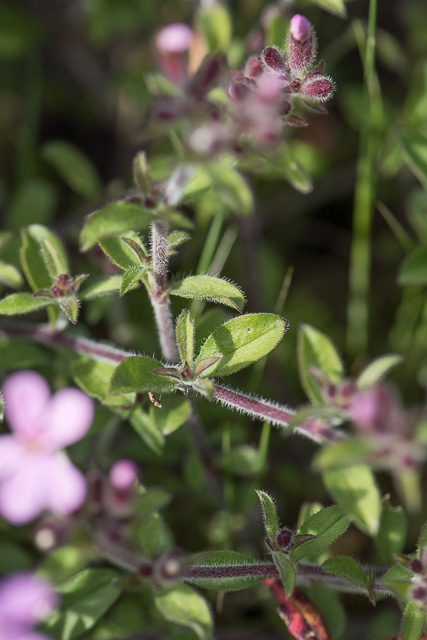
[{"x1": 346, "y1": 1, "x2": 380, "y2": 357}]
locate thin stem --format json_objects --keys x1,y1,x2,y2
[
  {"x1": 346, "y1": 1, "x2": 381, "y2": 357},
  {"x1": 148, "y1": 220, "x2": 179, "y2": 363}
]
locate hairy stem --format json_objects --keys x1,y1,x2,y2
[
  {"x1": 148, "y1": 220, "x2": 179, "y2": 363},
  {"x1": 185, "y1": 561, "x2": 391, "y2": 596}
]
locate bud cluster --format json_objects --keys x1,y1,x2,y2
[{"x1": 407, "y1": 548, "x2": 427, "y2": 609}]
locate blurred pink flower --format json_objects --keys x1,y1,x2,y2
[
  {"x1": 109, "y1": 459, "x2": 139, "y2": 493},
  {"x1": 155, "y1": 23, "x2": 193, "y2": 85},
  {"x1": 0, "y1": 571, "x2": 57, "y2": 640},
  {"x1": 0, "y1": 370, "x2": 94, "y2": 524}
]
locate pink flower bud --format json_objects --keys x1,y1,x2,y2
[
  {"x1": 109, "y1": 459, "x2": 139, "y2": 492},
  {"x1": 155, "y1": 23, "x2": 193, "y2": 55},
  {"x1": 276, "y1": 528, "x2": 293, "y2": 550},
  {"x1": 301, "y1": 74, "x2": 335, "y2": 102},
  {"x1": 290, "y1": 15, "x2": 312, "y2": 43},
  {"x1": 262, "y1": 47, "x2": 286, "y2": 74}
]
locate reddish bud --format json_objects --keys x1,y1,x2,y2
[
  {"x1": 191, "y1": 56, "x2": 222, "y2": 100},
  {"x1": 262, "y1": 47, "x2": 286, "y2": 74},
  {"x1": 245, "y1": 56, "x2": 264, "y2": 79},
  {"x1": 411, "y1": 586, "x2": 427, "y2": 601},
  {"x1": 57, "y1": 274, "x2": 70, "y2": 287},
  {"x1": 290, "y1": 15, "x2": 312, "y2": 43},
  {"x1": 287, "y1": 27, "x2": 316, "y2": 72},
  {"x1": 411, "y1": 559, "x2": 424, "y2": 574},
  {"x1": 276, "y1": 528, "x2": 293, "y2": 550},
  {"x1": 138, "y1": 563, "x2": 153, "y2": 577},
  {"x1": 229, "y1": 82, "x2": 250, "y2": 102},
  {"x1": 51, "y1": 286, "x2": 62, "y2": 297},
  {"x1": 301, "y1": 74, "x2": 334, "y2": 102}
]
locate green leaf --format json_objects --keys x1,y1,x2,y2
[
  {"x1": 133, "y1": 151, "x2": 152, "y2": 195},
  {"x1": 187, "y1": 552, "x2": 264, "y2": 591},
  {"x1": 59, "y1": 297, "x2": 79, "y2": 324},
  {"x1": 150, "y1": 394, "x2": 191, "y2": 435},
  {"x1": 134, "y1": 488, "x2": 170, "y2": 520},
  {"x1": 195, "y1": 313, "x2": 288, "y2": 378},
  {"x1": 255, "y1": 489, "x2": 280, "y2": 541},
  {"x1": 229, "y1": 445, "x2": 261, "y2": 477},
  {"x1": 356, "y1": 354, "x2": 404, "y2": 388},
  {"x1": 401, "y1": 601, "x2": 425, "y2": 640},
  {"x1": 313, "y1": 439, "x2": 372, "y2": 471},
  {"x1": 45, "y1": 569, "x2": 121, "y2": 640},
  {"x1": 297, "y1": 324, "x2": 344, "y2": 405},
  {"x1": 120, "y1": 266, "x2": 146, "y2": 296},
  {"x1": 79, "y1": 276, "x2": 121, "y2": 300},
  {"x1": 137, "y1": 512, "x2": 162, "y2": 556},
  {"x1": 380, "y1": 563, "x2": 412, "y2": 599},
  {"x1": 399, "y1": 247, "x2": 427, "y2": 286},
  {"x1": 321, "y1": 557, "x2": 368, "y2": 591},
  {"x1": 375, "y1": 496, "x2": 407, "y2": 564},
  {"x1": 207, "y1": 162, "x2": 253, "y2": 216},
  {"x1": 197, "y1": 5, "x2": 232, "y2": 52},
  {"x1": 167, "y1": 231, "x2": 191, "y2": 254},
  {"x1": 38, "y1": 546, "x2": 87, "y2": 586},
  {"x1": 110, "y1": 356, "x2": 177, "y2": 395},
  {"x1": 399, "y1": 126, "x2": 427, "y2": 191},
  {"x1": 80, "y1": 203, "x2": 153, "y2": 251},
  {"x1": 312, "y1": 0, "x2": 347, "y2": 18},
  {"x1": 273, "y1": 552, "x2": 296, "y2": 598},
  {"x1": 0, "y1": 540, "x2": 32, "y2": 572},
  {"x1": 154, "y1": 584, "x2": 213, "y2": 640},
  {"x1": 170, "y1": 275, "x2": 245, "y2": 312},
  {"x1": 0, "y1": 292, "x2": 55, "y2": 316},
  {"x1": 176, "y1": 309, "x2": 195, "y2": 367},
  {"x1": 0, "y1": 340, "x2": 49, "y2": 369},
  {"x1": 323, "y1": 466, "x2": 381, "y2": 536},
  {"x1": 42, "y1": 237, "x2": 68, "y2": 280},
  {"x1": 130, "y1": 407, "x2": 164, "y2": 455},
  {"x1": 70, "y1": 356, "x2": 135, "y2": 409},
  {"x1": 291, "y1": 506, "x2": 351, "y2": 563},
  {"x1": 0, "y1": 260, "x2": 24, "y2": 288},
  {"x1": 99, "y1": 232, "x2": 147, "y2": 270},
  {"x1": 43, "y1": 140, "x2": 101, "y2": 200},
  {"x1": 193, "y1": 355, "x2": 223, "y2": 378},
  {"x1": 21, "y1": 224, "x2": 69, "y2": 292}
]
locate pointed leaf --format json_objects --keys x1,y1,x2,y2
[
  {"x1": 132, "y1": 151, "x2": 152, "y2": 195},
  {"x1": 197, "y1": 4, "x2": 232, "y2": 52},
  {"x1": 399, "y1": 247, "x2": 427, "y2": 286},
  {"x1": 193, "y1": 355, "x2": 223, "y2": 377},
  {"x1": 43, "y1": 140, "x2": 101, "y2": 199},
  {"x1": 80, "y1": 203, "x2": 154, "y2": 251},
  {"x1": 190, "y1": 378, "x2": 215, "y2": 398},
  {"x1": 323, "y1": 466, "x2": 381, "y2": 536},
  {"x1": 196, "y1": 313, "x2": 288, "y2": 378},
  {"x1": 154, "y1": 584, "x2": 213, "y2": 640},
  {"x1": 273, "y1": 552, "x2": 296, "y2": 598},
  {"x1": 99, "y1": 232, "x2": 147, "y2": 270},
  {"x1": 41, "y1": 237, "x2": 68, "y2": 280},
  {"x1": 110, "y1": 356, "x2": 177, "y2": 395},
  {"x1": 0, "y1": 292, "x2": 55, "y2": 316},
  {"x1": 291, "y1": 506, "x2": 351, "y2": 563},
  {"x1": 176, "y1": 309, "x2": 195, "y2": 367},
  {"x1": 21, "y1": 224, "x2": 69, "y2": 292},
  {"x1": 79, "y1": 276, "x2": 122, "y2": 300},
  {"x1": 312, "y1": 0, "x2": 347, "y2": 18},
  {"x1": 59, "y1": 297, "x2": 79, "y2": 324},
  {"x1": 255, "y1": 489, "x2": 280, "y2": 541},
  {"x1": 120, "y1": 266, "x2": 146, "y2": 296},
  {"x1": 357, "y1": 354, "x2": 404, "y2": 389},
  {"x1": 170, "y1": 275, "x2": 245, "y2": 312},
  {"x1": 313, "y1": 439, "x2": 372, "y2": 471},
  {"x1": 264, "y1": 581, "x2": 332, "y2": 640},
  {"x1": 297, "y1": 324, "x2": 344, "y2": 405},
  {"x1": 167, "y1": 231, "x2": 191, "y2": 253},
  {"x1": 321, "y1": 557, "x2": 368, "y2": 591}
]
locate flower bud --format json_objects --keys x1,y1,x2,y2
[
  {"x1": 276, "y1": 528, "x2": 293, "y2": 551},
  {"x1": 261, "y1": 47, "x2": 286, "y2": 74},
  {"x1": 155, "y1": 23, "x2": 193, "y2": 85},
  {"x1": 300, "y1": 74, "x2": 335, "y2": 102},
  {"x1": 287, "y1": 15, "x2": 316, "y2": 72},
  {"x1": 109, "y1": 459, "x2": 139, "y2": 493}
]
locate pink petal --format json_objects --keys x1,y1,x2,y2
[
  {"x1": 43, "y1": 454, "x2": 87, "y2": 514},
  {"x1": 2, "y1": 371, "x2": 51, "y2": 437},
  {"x1": 43, "y1": 388, "x2": 94, "y2": 449},
  {"x1": 109, "y1": 459, "x2": 139, "y2": 492},
  {"x1": 0, "y1": 456, "x2": 47, "y2": 524},
  {"x1": 155, "y1": 23, "x2": 192, "y2": 54},
  {"x1": 0, "y1": 572, "x2": 57, "y2": 627},
  {"x1": 0, "y1": 435, "x2": 24, "y2": 481}
]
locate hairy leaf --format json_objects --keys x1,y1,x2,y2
[
  {"x1": 80, "y1": 203, "x2": 153, "y2": 251},
  {"x1": 170, "y1": 275, "x2": 245, "y2": 312}
]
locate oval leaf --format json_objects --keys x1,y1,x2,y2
[
  {"x1": 79, "y1": 276, "x2": 121, "y2": 300},
  {"x1": 80, "y1": 203, "x2": 154, "y2": 251},
  {"x1": 43, "y1": 140, "x2": 101, "y2": 200},
  {"x1": 99, "y1": 232, "x2": 148, "y2": 270},
  {"x1": 154, "y1": 584, "x2": 213, "y2": 640},
  {"x1": 176, "y1": 309, "x2": 195, "y2": 367},
  {"x1": 321, "y1": 557, "x2": 368, "y2": 591},
  {"x1": 21, "y1": 224, "x2": 69, "y2": 292},
  {"x1": 375, "y1": 496, "x2": 407, "y2": 564},
  {"x1": 195, "y1": 313, "x2": 288, "y2": 378},
  {"x1": 256, "y1": 489, "x2": 280, "y2": 541},
  {"x1": 110, "y1": 356, "x2": 177, "y2": 395},
  {"x1": 291, "y1": 506, "x2": 351, "y2": 563},
  {"x1": 357, "y1": 354, "x2": 404, "y2": 389},
  {"x1": 170, "y1": 275, "x2": 245, "y2": 312},
  {"x1": 323, "y1": 466, "x2": 381, "y2": 536}
]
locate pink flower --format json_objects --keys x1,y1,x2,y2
[
  {"x1": 155, "y1": 23, "x2": 193, "y2": 85},
  {"x1": 109, "y1": 459, "x2": 139, "y2": 493},
  {"x1": 0, "y1": 571, "x2": 57, "y2": 640},
  {"x1": 0, "y1": 370, "x2": 94, "y2": 524}
]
